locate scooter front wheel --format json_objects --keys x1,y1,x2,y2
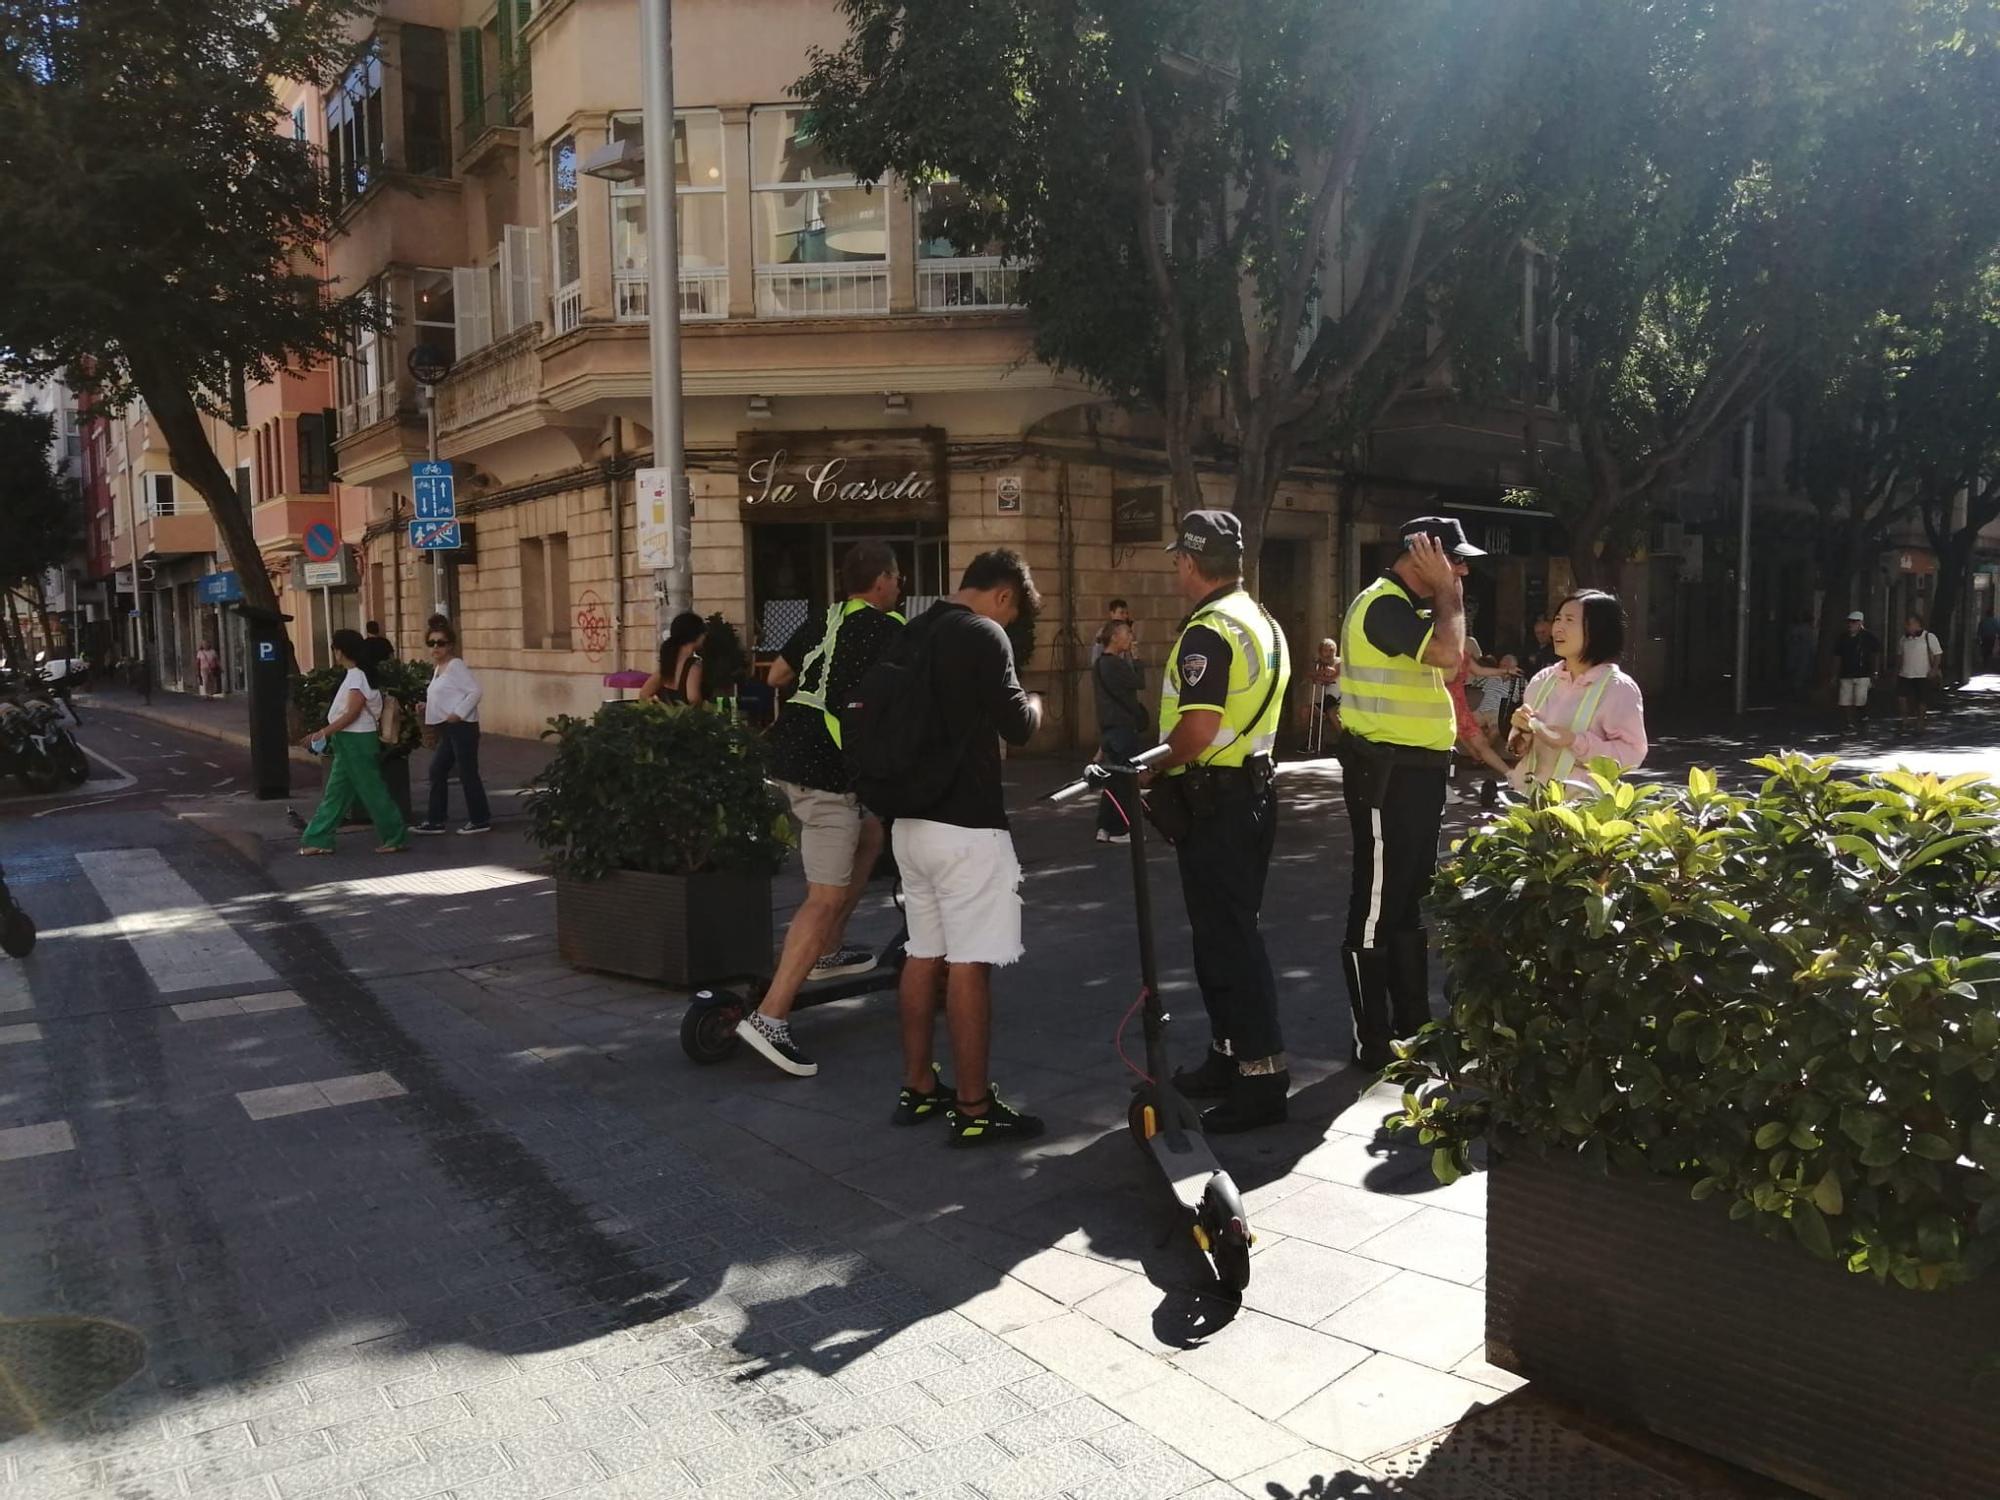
[
  {"x1": 1198, "y1": 1175, "x2": 1254, "y2": 1295},
  {"x1": 1127, "y1": 1086, "x2": 1159, "y2": 1150},
  {"x1": 680, "y1": 992, "x2": 744, "y2": 1064}
]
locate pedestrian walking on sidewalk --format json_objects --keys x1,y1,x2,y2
[
  {"x1": 413, "y1": 615, "x2": 490, "y2": 836},
  {"x1": 361, "y1": 620, "x2": 395, "y2": 670},
  {"x1": 641, "y1": 613, "x2": 707, "y2": 707},
  {"x1": 1834, "y1": 611, "x2": 1881, "y2": 732},
  {"x1": 1091, "y1": 618, "x2": 1149, "y2": 844},
  {"x1": 297, "y1": 629, "x2": 408, "y2": 856},
  {"x1": 1896, "y1": 614, "x2": 1943, "y2": 733}
]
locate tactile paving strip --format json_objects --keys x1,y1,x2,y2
[{"x1": 0, "y1": 1316, "x2": 147, "y2": 1439}]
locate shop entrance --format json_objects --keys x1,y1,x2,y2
[{"x1": 750, "y1": 520, "x2": 949, "y2": 653}]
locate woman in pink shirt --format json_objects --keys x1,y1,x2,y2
[{"x1": 1508, "y1": 590, "x2": 1648, "y2": 792}]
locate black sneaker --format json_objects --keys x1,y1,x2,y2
[
  {"x1": 811, "y1": 945, "x2": 878, "y2": 981},
  {"x1": 1201, "y1": 1071, "x2": 1290, "y2": 1135},
  {"x1": 947, "y1": 1088, "x2": 1045, "y2": 1148},
  {"x1": 1172, "y1": 1048, "x2": 1236, "y2": 1100},
  {"x1": 410, "y1": 822, "x2": 449, "y2": 836},
  {"x1": 457, "y1": 822, "x2": 492, "y2": 835},
  {"x1": 738, "y1": 1012, "x2": 817, "y2": 1078},
  {"x1": 891, "y1": 1065, "x2": 955, "y2": 1126}
]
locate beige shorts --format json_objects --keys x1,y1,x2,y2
[
  {"x1": 777, "y1": 780, "x2": 866, "y2": 887},
  {"x1": 892, "y1": 819, "x2": 1024, "y2": 967}
]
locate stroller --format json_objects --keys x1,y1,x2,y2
[{"x1": 0, "y1": 865, "x2": 35, "y2": 957}]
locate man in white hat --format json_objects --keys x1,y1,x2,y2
[{"x1": 1833, "y1": 610, "x2": 1881, "y2": 732}]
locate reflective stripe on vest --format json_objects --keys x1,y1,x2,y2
[
  {"x1": 1338, "y1": 575, "x2": 1455, "y2": 750},
  {"x1": 1157, "y1": 588, "x2": 1291, "y2": 770},
  {"x1": 791, "y1": 598, "x2": 903, "y2": 749},
  {"x1": 1525, "y1": 667, "x2": 1614, "y2": 786}
]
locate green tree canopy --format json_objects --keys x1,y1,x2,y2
[
  {"x1": 0, "y1": 402, "x2": 81, "y2": 664},
  {"x1": 798, "y1": 0, "x2": 1621, "y2": 577},
  {"x1": 0, "y1": 0, "x2": 369, "y2": 622}
]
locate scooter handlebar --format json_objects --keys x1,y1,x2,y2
[{"x1": 1048, "y1": 742, "x2": 1173, "y2": 802}]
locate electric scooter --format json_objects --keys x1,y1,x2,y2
[
  {"x1": 1050, "y1": 744, "x2": 1255, "y2": 1294},
  {"x1": 679, "y1": 881, "x2": 909, "y2": 1064}
]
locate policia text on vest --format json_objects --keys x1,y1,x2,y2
[
  {"x1": 1336, "y1": 518, "x2": 1483, "y2": 1073},
  {"x1": 1151, "y1": 510, "x2": 1294, "y2": 1135}
]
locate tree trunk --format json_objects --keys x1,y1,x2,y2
[
  {"x1": 126, "y1": 355, "x2": 283, "y2": 626},
  {"x1": 1931, "y1": 529, "x2": 1975, "y2": 680}
]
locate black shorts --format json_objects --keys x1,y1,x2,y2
[{"x1": 1898, "y1": 676, "x2": 1929, "y2": 705}]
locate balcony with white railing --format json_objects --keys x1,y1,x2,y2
[
  {"x1": 918, "y1": 256, "x2": 1024, "y2": 313},
  {"x1": 436, "y1": 325, "x2": 542, "y2": 436},
  {"x1": 614, "y1": 267, "x2": 730, "y2": 323},
  {"x1": 755, "y1": 264, "x2": 889, "y2": 319},
  {"x1": 553, "y1": 283, "x2": 584, "y2": 336},
  {"x1": 337, "y1": 385, "x2": 397, "y2": 438}
]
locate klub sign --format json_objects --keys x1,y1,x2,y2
[{"x1": 738, "y1": 429, "x2": 948, "y2": 524}]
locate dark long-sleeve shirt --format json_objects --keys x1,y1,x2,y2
[
  {"x1": 914, "y1": 600, "x2": 1039, "y2": 830},
  {"x1": 1092, "y1": 653, "x2": 1149, "y2": 740}
]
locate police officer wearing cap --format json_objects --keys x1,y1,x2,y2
[
  {"x1": 1337, "y1": 516, "x2": 1482, "y2": 1071},
  {"x1": 1149, "y1": 511, "x2": 1293, "y2": 1132}
]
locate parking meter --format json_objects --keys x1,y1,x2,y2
[{"x1": 237, "y1": 605, "x2": 293, "y2": 799}]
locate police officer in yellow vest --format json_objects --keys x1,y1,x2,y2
[
  {"x1": 1151, "y1": 511, "x2": 1293, "y2": 1132},
  {"x1": 1337, "y1": 516, "x2": 1482, "y2": 1071}
]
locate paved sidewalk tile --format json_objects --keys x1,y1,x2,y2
[
  {"x1": 1169, "y1": 1310, "x2": 1371, "y2": 1420},
  {"x1": 174, "y1": 990, "x2": 307, "y2": 1022},
  {"x1": 1315, "y1": 1269, "x2": 1485, "y2": 1372},
  {"x1": 1281, "y1": 1352, "x2": 1492, "y2": 1461},
  {"x1": 1350, "y1": 1204, "x2": 1487, "y2": 1285},
  {"x1": 237, "y1": 1071, "x2": 408, "y2": 1119},
  {"x1": 0, "y1": 1020, "x2": 44, "y2": 1044}
]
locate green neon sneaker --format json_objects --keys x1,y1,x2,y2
[
  {"x1": 892, "y1": 1065, "x2": 954, "y2": 1126},
  {"x1": 946, "y1": 1088, "x2": 1046, "y2": 1148}
]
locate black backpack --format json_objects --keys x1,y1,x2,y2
[{"x1": 842, "y1": 608, "x2": 961, "y2": 818}]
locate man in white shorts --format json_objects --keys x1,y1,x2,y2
[
  {"x1": 884, "y1": 550, "x2": 1046, "y2": 1146},
  {"x1": 740, "y1": 542, "x2": 904, "y2": 1077},
  {"x1": 1833, "y1": 610, "x2": 1881, "y2": 733}
]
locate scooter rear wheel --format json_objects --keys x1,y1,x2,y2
[{"x1": 680, "y1": 993, "x2": 743, "y2": 1064}]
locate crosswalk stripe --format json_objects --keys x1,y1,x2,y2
[{"x1": 74, "y1": 848, "x2": 280, "y2": 995}]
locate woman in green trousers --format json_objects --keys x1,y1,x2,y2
[{"x1": 297, "y1": 628, "x2": 408, "y2": 856}]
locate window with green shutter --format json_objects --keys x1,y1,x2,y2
[{"x1": 457, "y1": 27, "x2": 483, "y2": 142}]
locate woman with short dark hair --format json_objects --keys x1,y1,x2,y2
[
  {"x1": 1508, "y1": 590, "x2": 1647, "y2": 792},
  {"x1": 414, "y1": 615, "x2": 490, "y2": 835},
  {"x1": 297, "y1": 628, "x2": 408, "y2": 855},
  {"x1": 640, "y1": 611, "x2": 707, "y2": 706}
]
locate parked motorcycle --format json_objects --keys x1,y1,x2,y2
[
  {"x1": 0, "y1": 701, "x2": 68, "y2": 793},
  {"x1": 26, "y1": 698, "x2": 88, "y2": 788}
]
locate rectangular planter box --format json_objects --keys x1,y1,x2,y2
[
  {"x1": 555, "y1": 868, "x2": 772, "y2": 988},
  {"x1": 1486, "y1": 1140, "x2": 2000, "y2": 1500}
]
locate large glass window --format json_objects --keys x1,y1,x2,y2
[
  {"x1": 751, "y1": 107, "x2": 887, "y2": 316},
  {"x1": 413, "y1": 269, "x2": 457, "y2": 365},
  {"x1": 325, "y1": 43, "x2": 384, "y2": 208},
  {"x1": 608, "y1": 111, "x2": 727, "y2": 321},
  {"x1": 550, "y1": 134, "x2": 581, "y2": 332},
  {"x1": 401, "y1": 25, "x2": 451, "y2": 176},
  {"x1": 337, "y1": 281, "x2": 393, "y2": 432}
]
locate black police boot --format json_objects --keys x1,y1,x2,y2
[
  {"x1": 1202, "y1": 1070, "x2": 1290, "y2": 1134},
  {"x1": 1172, "y1": 1046, "x2": 1236, "y2": 1100},
  {"x1": 1388, "y1": 933, "x2": 1434, "y2": 1039},
  {"x1": 1344, "y1": 946, "x2": 1393, "y2": 1071}
]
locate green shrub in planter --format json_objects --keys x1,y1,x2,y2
[
  {"x1": 526, "y1": 700, "x2": 792, "y2": 879},
  {"x1": 1390, "y1": 754, "x2": 2000, "y2": 1291},
  {"x1": 289, "y1": 658, "x2": 433, "y2": 758}
]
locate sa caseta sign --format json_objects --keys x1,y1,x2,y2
[{"x1": 738, "y1": 429, "x2": 947, "y2": 523}]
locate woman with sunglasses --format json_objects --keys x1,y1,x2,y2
[{"x1": 413, "y1": 614, "x2": 491, "y2": 835}]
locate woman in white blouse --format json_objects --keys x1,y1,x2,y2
[
  {"x1": 414, "y1": 614, "x2": 491, "y2": 835},
  {"x1": 296, "y1": 629, "x2": 408, "y2": 855}
]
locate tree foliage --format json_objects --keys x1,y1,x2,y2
[
  {"x1": 0, "y1": 404, "x2": 79, "y2": 593},
  {"x1": 0, "y1": 0, "x2": 371, "y2": 621},
  {"x1": 797, "y1": 0, "x2": 1611, "y2": 577}
]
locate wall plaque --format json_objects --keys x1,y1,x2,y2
[
  {"x1": 738, "y1": 428, "x2": 948, "y2": 524},
  {"x1": 1112, "y1": 485, "x2": 1165, "y2": 544}
]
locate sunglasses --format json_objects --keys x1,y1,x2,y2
[{"x1": 426, "y1": 637, "x2": 450, "y2": 647}]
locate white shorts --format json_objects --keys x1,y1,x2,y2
[
  {"x1": 892, "y1": 820, "x2": 1023, "y2": 967},
  {"x1": 1838, "y1": 677, "x2": 1871, "y2": 707}
]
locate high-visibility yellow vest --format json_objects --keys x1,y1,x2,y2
[
  {"x1": 1338, "y1": 574, "x2": 1455, "y2": 751},
  {"x1": 1521, "y1": 665, "x2": 1615, "y2": 787},
  {"x1": 1158, "y1": 587, "x2": 1290, "y2": 772},
  {"x1": 790, "y1": 598, "x2": 904, "y2": 748}
]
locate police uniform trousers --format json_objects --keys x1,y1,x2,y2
[
  {"x1": 1174, "y1": 768, "x2": 1283, "y2": 1061},
  {"x1": 1341, "y1": 754, "x2": 1448, "y2": 1066}
]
